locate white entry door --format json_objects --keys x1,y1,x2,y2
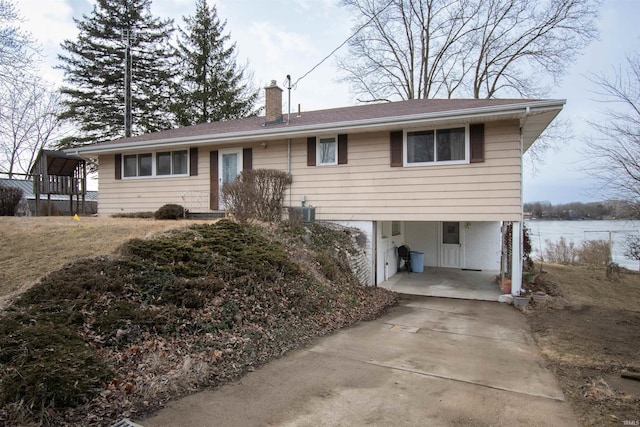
[
  {"x1": 440, "y1": 221, "x2": 462, "y2": 268},
  {"x1": 218, "y1": 149, "x2": 243, "y2": 209}
]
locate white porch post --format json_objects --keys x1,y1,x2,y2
[{"x1": 511, "y1": 221, "x2": 523, "y2": 295}]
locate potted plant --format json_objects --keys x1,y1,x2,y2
[
  {"x1": 522, "y1": 271, "x2": 535, "y2": 284},
  {"x1": 497, "y1": 275, "x2": 512, "y2": 294},
  {"x1": 513, "y1": 289, "x2": 532, "y2": 308},
  {"x1": 532, "y1": 291, "x2": 548, "y2": 304}
]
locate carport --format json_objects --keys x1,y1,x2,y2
[{"x1": 380, "y1": 267, "x2": 501, "y2": 301}]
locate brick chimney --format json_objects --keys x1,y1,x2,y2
[{"x1": 264, "y1": 80, "x2": 283, "y2": 124}]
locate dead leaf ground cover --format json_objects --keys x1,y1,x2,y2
[
  {"x1": 524, "y1": 263, "x2": 640, "y2": 426},
  {"x1": 0, "y1": 219, "x2": 396, "y2": 426}
]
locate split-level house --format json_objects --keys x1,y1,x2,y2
[{"x1": 68, "y1": 81, "x2": 564, "y2": 295}]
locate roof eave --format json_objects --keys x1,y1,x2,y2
[{"x1": 66, "y1": 100, "x2": 565, "y2": 156}]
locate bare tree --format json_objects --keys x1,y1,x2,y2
[
  {"x1": 0, "y1": 0, "x2": 36, "y2": 88},
  {"x1": 0, "y1": 0, "x2": 55, "y2": 178},
  {"x1": 585, "y1": 55, "x2": 640, "y2": 211},
  {"x1": 338, "y1": 0, "x2": 599, "y2": 101},
  {"x1": 0, "y1": 74, "x2": 64, "y2": 177},
  {"x1": 338, "y1": 0, "x2": 481, "y2": 101},
  {"x1": 524, "y1": 115, "x2": 573, "y2": 172},
  {"x1": 624, "y1": 234, "x2": 640, "y2": 271}
]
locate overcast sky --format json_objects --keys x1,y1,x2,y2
[{"x1": 16, "y1": 0, "x2": 640, "y2": 203}]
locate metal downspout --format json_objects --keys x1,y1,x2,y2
[{"x1": 514, "y1": 106, "x2": 531, "y2": 295}]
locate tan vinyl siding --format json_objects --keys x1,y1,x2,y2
[
  {"x1": 287, "y1": 120, "x2": 522, "y2": 222},
  {"x1": 252, "y1": 141, "x2": 289, "y2": 170},
  {"x1": 98, "y1": 152, "x2": 211, "y2": 215},
  {"x1": 97, "y1": 120, "x2": 522, "y2": 221},
  {"x1": 97, "y1": 141, "x2": 289, "y2": 216}
]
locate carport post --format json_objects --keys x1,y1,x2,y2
[{"x1": 510, "y1": 221, "x2": 523, "y2": 295}]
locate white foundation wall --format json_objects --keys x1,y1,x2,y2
[
  {"x1": 404, "y1": 222, "x2": 440, "y2": 267},
  {"x1": 463, "y1": 221, "x2": 502, "y2": 271},
  {"x1": 375, "y1": 221, "x2": 406, "y2": 285},
  {"x1": 329, "y1": 220, "x2": 375, "y2": 286},
  {"x1": 403, "y1": 221, "x2": 501, "y2": 271}
]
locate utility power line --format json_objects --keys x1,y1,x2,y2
[{"x1": 293, "y1": 0, "x2": 395, "y2": 89}]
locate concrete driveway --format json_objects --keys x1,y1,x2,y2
[{"x1": 141, "y1": 296, "x2": 576, "y2": 427}]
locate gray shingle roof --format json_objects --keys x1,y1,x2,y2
[
  {"x1": 66, "y1": 97, "x2": 565, "y2": 157},
  {"x1": 81, "y1": 98, "x2": 549, "y2": 147}
]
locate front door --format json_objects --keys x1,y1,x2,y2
[
  {"x1": 440, "y1": 221, "x2": 462, "y2": 268},
  {"x1": 218, "y1": 149, "x2": 243, "y2": 210}
]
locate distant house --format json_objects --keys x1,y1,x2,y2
[
  {"x1": 67, "y1": 80, "x2": 564, "y2": 295},
  {"x1": 0, "y1": 178, "x2": 97, "y2": 216}
]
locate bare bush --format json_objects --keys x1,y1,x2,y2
[
  {"x1": 0, "y1": 184, "x2": 23, "y2": 216},
  {"x1": 286, "y1": 206, "x2": 304, "y2": 229},
  {"x1": 606, "y1": 262, "x2": 622, "y2": 281},
  {"x1": 542, "y1": 237, "x2": 611, "y2": 266},
  {"x1": 543, "y1": 237, "x2": 577, "y2": 265},
  {"x1": 221, "y1": 169, "x2": 292, "y2": 223},
  {"x1": 576, "y1": 240, "x2": 611, "y2": 266}
]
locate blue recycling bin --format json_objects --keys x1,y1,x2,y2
[{"x1": 410, "y1": 251, "x2": 425, "y2": 273}]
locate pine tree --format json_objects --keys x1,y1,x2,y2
[
  {"x1": 174, "y1": 0, "x2": 258, "y2": 126},
  {"x1": 57, "y1": 0, "x2": 177, "y2": 148}
]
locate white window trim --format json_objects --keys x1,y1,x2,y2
[
  {"x1": 403, "y1": 124, "x2": 470, "y2": 167},
  {"x1": 121, "y1": 150, "x2": 190, "y2": 179},
  {"x1": 316, "y1": 135, "x2": 338, "y2": 166}
]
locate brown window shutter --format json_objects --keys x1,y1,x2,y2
[
  {"x1": 210, "y1": 150, "x2": 219, "y2": 210},
  {"x1": 243, "y1": 148, "x2": 253, "y2": 170},
  {"x1": 307, "y1": 137, "x2": 316, "y2": 166},
  {"x1": 390, "y1": 131, "x2": 403, "y2": 167},
  {"x1": 470, "y1": 123, "x2": 485, "y2": 163},
  {"x1": 189, "y1": 147, "x2": 198, "y2": 176},
  {"x1": 337, "y1": 134, "x2": 348, "y2": 164},
  {"x1": 115, "y1": 154, "x2": 122, "y2": 179}
]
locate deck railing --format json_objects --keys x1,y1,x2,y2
[{"x1": 35, "y1": 175, "x2": 84, "y2": 195}]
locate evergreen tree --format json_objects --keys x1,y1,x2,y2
[
  {"x1": 57, "y1": 0, "x2": 177, "y2": 148},
  {"x1": 174, "y1": 0, "x2": 258, "y2": 126}
]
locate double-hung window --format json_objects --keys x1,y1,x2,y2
[
  {"x1": 157, "y1": 150, "x2": 188, "y2": 175},
  {"x1": 406, "y1": 126, "x2": 467, "y2": 166},
  {"x1": 317, "y1": 136, "x2": 337, "y2": 165},
  {"x1": 122, "y1": 150, "x2": 189, "y2": 178},
  {"x1": 123, "y1": 153, "x2": 152, "y2": 177}
]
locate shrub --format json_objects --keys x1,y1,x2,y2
[
  {"x1": 154, "y1": 203, "x2": 185, "y2": 220},
  {"x1": 111, "y1": 211, "x2": 154, "y2": 219},
  {"x1": 543, "y1": 237, "x2": 577, "y2": 264},
  {"x1": 221, "y1": 169, "x2": 292, "y2": 223},
  {"x1": 0, "y1": 184, "x2": 23, "y2": 216},
  {"x1": 576, "y1": 239, "x2": 610, "y2": 266},
  {"x1": 0, "y1": 321, "x2": 112, "y2": 415},
  {"x1": 541, "y1": 237, "x2": 611, "y2": 266},
  {"x1": 286, "y1": 206, "x2": 304, "y2": 229},
  {"x1": 522, "y1": 223, "x2": 534, "y2": 270}
]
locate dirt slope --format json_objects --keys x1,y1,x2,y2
[
  {"x1": 0, "y1": 219, "x2": 396, "y2": 426},
  {"x1": 524, "y1": 264, "x2": 640, "y2": 426}
]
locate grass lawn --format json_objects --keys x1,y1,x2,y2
[
  {"x1": 525, "y1": 263, "x2": 640, "y2": 426},
  {"x1": 0, "y1": 216, "x2": 208, "y2": 307}
]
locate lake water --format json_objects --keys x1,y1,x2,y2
[{"x1": 525, "y1": 220, "x2": 640, "y2": 270}]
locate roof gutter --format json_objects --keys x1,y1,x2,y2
[{"x1": 67, "y1": 100, "x2": 565, "y2": 156}]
